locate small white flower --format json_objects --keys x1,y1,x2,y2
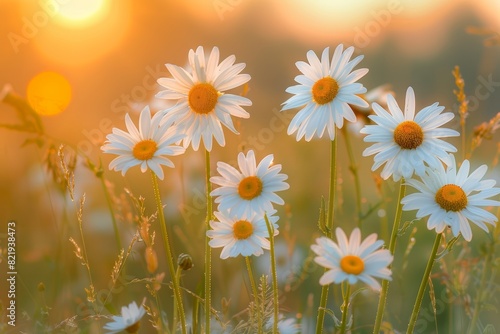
[
  {"x1": 101, "y1": 106, "x2": 185, "y2": 180},
  {"x1": 281, "y1": 44, "x2": 369, "y2": 141},
  {"x1": 210, "y1": 150, "x2": 289, "y2": 218},
  {"x1": 346, "y1": 84, "x2": 394, "y2": 136},
  {"x1": 266, "y1": 315, "x2": 301, "y2": 334},
  {"x1": 156, "y1": 46, "x2": 251, "y2": 151},
  {"x1": 401, "y1": 154, "x2": 500, "y2": 241},
  {"x1": 103, "y1": 301, "x2": 146, "y2": 333},
  {"x1": 207, "y1": 210, "x2": 279, "y2": 259},
  {"x1": 311, "y1": 228, "x2": 393, "y2": 290},
  {"x1": 361, "y1": 87, "x2": 459, "y2": 181},
  {"x1": 256, "y1": 241, "x2": 305, "y2": 284}
]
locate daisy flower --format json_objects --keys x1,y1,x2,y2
[
  {"x1": 281, "y1": 44, "x2": 369, "y2": 141},
  {"x1": 156, "y1": 46, "x2": 251, "y2": 151},
  {"x1": 361, "y1": 86, "x2": 459, "y2": 181},
  {"x1": 207, "y1": 210, "x2": 279, "y2": 259},
  {"x1": 103, "y1": 301, "x2": 146, "y2": 333},
  {"x1": 401, "y1": 154, "x2": 500, "y2": 241},
  {"x1": 311, "y1": 228, "x2": 393, "y2": 290},
  {"x1": 266, "y1": 315, "x2": 301, "y2": 334},
  {"x1": 101, "y1": 106, "x2": 185, "y2": 180},
  {"x1": 210, "y1": 150, "x2": 289, "y2": 218},
  {"x1": 346, "y1": 84, "x2": 394, "y2": 136}
]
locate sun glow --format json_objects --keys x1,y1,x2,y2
[{"x1": 51, "y1": 0, "x2": 108, "y2": 27}]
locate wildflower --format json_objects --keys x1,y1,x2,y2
[
  {"x1": 346, "y1": 84, "x2": 394, "y2": 135},
  {"x1": 207, "y1": 210, "x2": 279, "y2": 259},
  {"x1": 156, "y1": 46, "x2": 251, "y2": 151},
  {"x1": 401, "y1": 154, "x2": 500, "y2": 241},
  {"x1": 256, "y1": 240, "x2": 305, "y2": 284},
  {"x1": 101, "y1": 106, "x2": 185, "y2": 180},
  {"x1": 361, "y1": 87, "x2": 459, "y2": 181},
  {"x1": 266, "y1": 315, "x2": 301, "y2": 334},
  {"x1": 281, "y1": 45, "x2": 369, "y2": 141},
  {"x1": 311, "y1": 228, "x2": 393, "y2": 290},
  {"x1": 210, "y1": 150, "x2": 289, "y2": 218},
  {"x1": 103, "y1": 301, "x2": 146, "y2": 333}
]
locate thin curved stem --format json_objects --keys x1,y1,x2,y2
[
  {"x1": 264, "y1": 214, "x2": 279, "y2": 333},
  {"x1": 316, "y1": 136, "x2": 338, "y2": 334},
  {"x1": 339, "y1": 283, "x2": 352, "y2": 334},
  {"x1": 151, "y1": 171, "x2": 187, "y2": 334},
  {"x1": 373, "y1": 180, "x2": 406, "y2": 334},
  {"x1": 204, "y1": 149, "x2": 213, "y2": 334},
  {"x1": 245, "y1": 257, "x2": 263, "y2": 334},
  {"x1": 407, "y1": 233, "x2": 442, "y2": 333},
  {"x1": 341, "y1": 127, "x2": 363, "y2": 226}
]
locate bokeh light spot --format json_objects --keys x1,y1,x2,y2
[{"x1": 27, "y1": 71, "x2": 72, "y2": 116}]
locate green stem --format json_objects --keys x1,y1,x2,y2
[
  {"x1": 339, "y1": 283, "x2": 352, "y2": 334},
  {"x1": 341, "y1": 127, "x2": 363, "y2": 226},
  {"x1": 245, "y1": 257, "x2": 263, "y2": 334},
  {"x1": 406, "y1": 233, "x2": 442, "y2": 334},
  {"x1": 204, "y1": 149, "x2": 213, "y2": 334},
  {"x1": 373, "y1": 180, "x2": 406, "y2": 334},
  {"x1": 467, "y1": 243, "x2": 493, "y2": 334},
  {"x1": 99, "y1": 175, "x2": 122, "y2": 251},
  {"x1": 316, "y1": 137, "x2": 338, "y2": 334},
  {"x1": 264, "y1": 214, "x2": 279, "y2": 333},
  {"x1": 172, "y1": 266, "x2": 182, "y2": 334},
  {"x1": 150, "y1": 171, "x2": 186, "y2": 334}
]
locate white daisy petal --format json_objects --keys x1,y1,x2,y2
[
  {"x1": 282, "y1": 45, "x2": 368, "y2": 141},
  {"x1": 103, "y1": 302, "x2": 145, "y2": 333},
  {"x1": 207, "y1": 211, "x2": 279, "y2": 259},
  {"x1": 361, "y1": 87, "x2": 458, "y2": 181},
  {"x1": 101, "y1": 108, "x2": 185, "y2": 178},
  {"x1": 402, "y1": 154, "x2": 500, "y2": 241},
  {"x1": 157, "y1": 46, "x2": 252, "y2": 151},
  {"x1": 311, "y1": 228, "x2": 393, "y2": 290},
  {"x1": 211, "y1": 150, "x2": 289, "y2": 217}
]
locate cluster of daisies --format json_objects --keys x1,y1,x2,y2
[{"x1": 101, "y1": 44, "x2": 499, "y2": 332}]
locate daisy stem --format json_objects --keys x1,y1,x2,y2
[
  {"x1": 245, "y1": 257, "x2": 263, "y2": 334},
  {"x1": 327, "y1": 136, "x2": 338, "y2": 236},
  {"x1": 204, "y1": 149, "x2": 213, "y2": 334},
  {"x1": 264, "y1": 213, "x2": 279, "y2": 334},
  {"x1": 172, "y1": 266, "x2": 182, "y2": 334},
  {"x1": 373, "y1": 180, "x2": 406, "y2": 334},
  {"x1": 316, "y1": 137, "x2": 338, "y2": 334},
  {"x1": 339, "y1": 283, "x2": 352, "y2": 334},
  {"x1": 406, "y1": 233, "x2": 442, "y2": 334},
  {"x1": 150, "y1": 171, "x2": 187, "y2": 334},
  {"x1": 99, "y1": 174, "x2": 122, "y2": 252},
  {"x1": 341, "y1": 127, "x2": 363, "y2": 226}
]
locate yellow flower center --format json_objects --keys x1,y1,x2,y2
[
  {"x1": 340, "y1": 255, "x2": 365, "y2": 275},
  {"x1": 132, "y1": 140, "x2": 157, "y2": 160},
  {"x1": 435, "y1": 184, "x2": 468, "y2": 212},
  {"x1": 233, "y1": 220, "x2": 254, "y2": 240},
  {"x1": 393, "y1": 120, "x2": 424, "y2": 149},
  {"x1": 238, "y1": 176, "x2": 263, "y2": 200},
  {"x1": 312, "y1": 77, "x2": 339, "y2": 105},
  {"x1": 188, "y1": 83, "x2": 219, "y2": 114},
  {"x1": 125, "y1": 321, "x2": 140, "y2": 333}
]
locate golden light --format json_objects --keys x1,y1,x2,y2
[
  {"x1": 270, "y1": 0, "x2": 386, "y2": 43},
  {"x1": 26, "y1": 72, "x2": 72, "y2": 116},
  {"x1": 32, "y1": 1, "x2": 131, "y2": 66},
  {"x1": 50, "y1": 0, "x2": 108, "y2": 27}
]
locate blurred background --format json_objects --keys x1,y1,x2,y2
[{"x1": 0, "y1": 0, "x2": 499, "y2": 332}]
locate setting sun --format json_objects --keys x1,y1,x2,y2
[{"x1": 50, "y1": 0, "x2": 107, "y2": 26}]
